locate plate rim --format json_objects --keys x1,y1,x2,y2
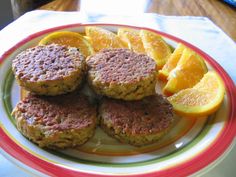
[{"x1": 0, "y1": 23, "x2": 236, "y2": 177}]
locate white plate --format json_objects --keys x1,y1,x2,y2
[{"x1": 0, "y1": 24, "x2": 236, "y2": 177}]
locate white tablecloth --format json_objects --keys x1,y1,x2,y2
[{"x1": 0, "y1": 10, "x2": 235, "y2": 177}]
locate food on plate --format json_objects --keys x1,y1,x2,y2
[
  {"x1": 12, "y1": 92, "x2": 97, "y2": 149},
  {"x1": 86, "y1": 48, "x2": 157, "y2": 100},
  {"x1": 12, "y1": 44, "x2": 86, "y2": 95},
  {"x1": 38, "y1": 31, "x2": 94, "y2": 57},
  {"x1": 10, "y1": 26, "x2": 225, "y2": 149},
  {"x1": 158, "y1": 43, "x2": 186, "y2": 81},
  {"x1": 117, "y1": 28, "x2": 145, "y2": 53},
  {"x1": 85, "y1": 26, "x2": 128, "y2": 52},
  {"x1": 99, "y1": 95, "x2": 174, "y2": 146},
  {"x1": 140, "y1": 29, "x2": 172, "y2": 69},
  {"x1": 163, "y1": 48, "x2": 208, "y2": 96},
  {"x1": 168, "y1": 71, "x2": 225, "y2": 117}
]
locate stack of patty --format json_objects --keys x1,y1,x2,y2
[
  {"x1": 87, "y1": 48, "x2": 174, "y2": 146},
  {"x1": 12, "y1": 43, "x2": 174, "y2": 148},
  {"x1": 12, "y1": 44, "x2": 97, "y2": 149}
]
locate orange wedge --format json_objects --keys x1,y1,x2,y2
[
  {"x1": 168, "y1": 71, "x2": 225, "y2": 117},
  {"x1": 85, "y1": 26, "x2": 128, "y2": 52},
  {"x1": 38, "y1": 31, "x2": 94, "y2": 58},
  {"x1": 117, "y1": 28, "x2": 145, "y2": 53},
  {"x1": 163, "y1": 48, "x2": 208, "y2": 96},
  {"x1": 140, "y1": 29, "x2": 172, "y2": 69},
  {"x1": 158, "y1": 43, "x2": 186, "y2": 81}
]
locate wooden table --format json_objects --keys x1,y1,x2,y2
[{"x1": 39, "y1": 0, "x2": 236, "y2": 41}]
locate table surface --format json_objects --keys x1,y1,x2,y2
[{"x1": 38, "y1": 0, "x2": 236, "y2": 41}]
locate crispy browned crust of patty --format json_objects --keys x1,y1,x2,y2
[
  {"x1": 12, "y1": 92, "x2": 97, "y2": 149},
  {"x1": 12, "y1": 44, "x2": 86, "y2": 95},
  {"x1": 86, "y1": 48, "x2": 157, "y2": 100},
  {"x1": 99, "y1": 94, "x2": 174, "y2": 146}
]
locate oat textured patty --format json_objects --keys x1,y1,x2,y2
[
  {"x1": 12, "y1": 92, "x2": 97, "y2": 149},
  {"x1": 12, "y1": 44, "x2": 86, "y2": 95},
  {"x1": 99, "y1": 94, "x2": 174, "y2": 146},
  {"x1": 86, "y1": 48, "x2": 157, "y2": 100}
]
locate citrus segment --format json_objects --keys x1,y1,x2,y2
[
  {"x1": 117, "y1": 28, "x2": 145, "y2": 53},
  {"x1": 163, "y1": 48, "x2": 208, "y2": 96},
  {"x1": 140, "y1": 30, "x2": 172, "y2": 69},
  {"x1": 159, "y1": 43, "x2": 186, "y2": 81},
  {"x1": 38, "y1": 31, "x2": 94, "y2": 57},
  {"x1": 168, "y1": 71, "x2": 225, "y2": 117},
  {"x1": 85, "y1": 26, "x2": 128, "y2": 52}
]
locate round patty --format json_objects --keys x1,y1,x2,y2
[
  {"x1": 86, "y1": 48, "x2": 157, "y2": 100},
  {"x1": 12, "y1": 44, "x2": 86, "y2": 96},
  {"x1": 99, "y1": 94, "x2": 174, "y2": 146},
  {"x1": 12, "y1": 92, "x2": 97, "y2": 149}
]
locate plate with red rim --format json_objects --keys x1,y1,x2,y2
[{"x1": 0, "y1": 23, "x2": 236, "y2": 177}]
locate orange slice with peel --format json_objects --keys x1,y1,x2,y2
[
  {"x1": 38, "y1": 31, "x2": 94, "y2": 58},
  {"x1": 158, "y1": 43, "x2": 186, "y2": 81},
  {"x1": 140, "y1": 29, "x2": 172, "y2": 69},
  {"x1": 85, "y1": 26, "x2": 128, "y2": 52},
  {"x1": 168, "y1": 71, "x2": 225, "y2": 117},
  {"x1": 117, "y1": 28, "x2": 145, "y2": 53},
  {"x1": 163, "y1": 48, "x2": 208, "y2": 96}
]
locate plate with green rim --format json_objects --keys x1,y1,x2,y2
[{"x1": 0, "y1": 23, "x2": 236, "y2": 177}]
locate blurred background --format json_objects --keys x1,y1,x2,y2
[
  {"x1": 0, "y1": 0, "x2": 235, "y2": 40},
  {"x1": 0, "y1": 0, "x2": 13, "y2": 29}
]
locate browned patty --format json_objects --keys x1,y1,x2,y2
[
  {"x1": 12, "y1": 92, "x2": 97, "y2": 149},
  {"x1": 86, "y1": 48, "x2": 157, "y2": 100},
  {"x1": 99, "y1": 94, "x2": 174, "y2": 146},
  {"x1": 12, "y1": 44, "x2": 86, "y2": 95}
]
